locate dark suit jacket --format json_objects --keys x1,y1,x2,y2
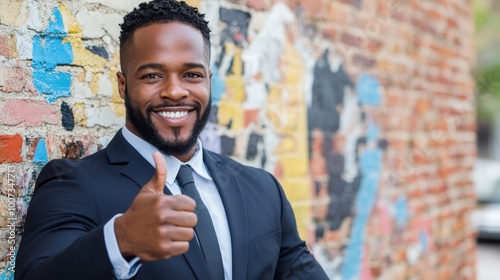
[{"x1": 15, "y1": 131, "x2": 328, "y2": 280}]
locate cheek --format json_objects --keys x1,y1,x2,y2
[{"x1": 127, "y1": 88, "x2": 153, "y2": 108}]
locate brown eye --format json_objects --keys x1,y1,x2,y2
[
  {"x1": 184, "y1": 73, "x2": 203, "y2": 79},
  {"x1": 142, "y1": 73, "x2": 162, "y2": 79}
]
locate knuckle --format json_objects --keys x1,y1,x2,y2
[{"x1": 158, "y1": 241, "x2": 173, "y2": 253}]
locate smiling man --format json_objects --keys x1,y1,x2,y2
[{"x1": 15, "y1": 1, "x2": 328, "y2": 280}]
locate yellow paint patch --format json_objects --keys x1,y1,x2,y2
[
  {"x1": 225, "y1": 76, "x2": 245, "y2": 102},
  {"x1": 280, "y1": 177, "x2": 312, "y2": 201},
  {"x1": 89, "y1": 72, "x2": 100, "y2": 94},
  {"x1": 5, "y1": 34, "x2": 18, "y2": 58},
  {"x1": 275, "y1": 131, "x2": 308, "y2": 155},
  {"x1": 223, "y1": 42, "x2": 243, "y2": 76},
  {"x1": 58, "y1": 5, "x2": 82, "y2": 34},
  {"x1": 184, "y1": 0, "x2": 201, "y2": 8},
  {"x1": 110, "y1": 103, "x2": 125, "y2": 118},
  {"x1": 293, "y1": 204, "x2": 311, "y2": 240},
  {"x1": 108, "y1": 51, "x2": 125, "y2": 117},
  {"x1": 280, "y1": 176, "x2": 312, "y2": 239},
  {"x1": 73, "y1": 102, "x2": 87, "y2": 127},
  {"x1": 279, "y1": 154, "x2": 309, "y2": 178},
  {"x1": 267, "y1": 106, "x2": 305, "y2": 134},
  {"x1": 217, "y1": 101, "x2": 244, "y2": 131},
  {"x1": 58, "y1": 5, "x2": 106, "y2": 69},
  {"x1": 0, "y1": 0, "x2": 23, "y2": 26}
]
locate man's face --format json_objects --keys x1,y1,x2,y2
[{"x1": 117, "y1": 22, "x2": 211, "y2": 161}]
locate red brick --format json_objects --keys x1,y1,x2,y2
[
  {"x1": 297, "y1": 0, "x2": 324, "y2": 18},
  {"x1": 0, "y1": 134, "x2": 23, "y2": 163},
  {"x1": 366, "y1": 39, "x2": 383, "y2": 53},
  {"x1": 247, "y1": 0, "x2": 268, "y2": 10},
  {"x1": 325, "y1": 2, "x2": 352, "y2": 24},
  {"x1": 322, "y1": 26, "x2": 337, "y2": 40},
  {"x1": 447, "y1": 17, "x2": 458, "y2": 29},
  {"x1": 341, "y1": 32, "x2": 363, "y2": 47},
  {"x1": 0, "y1": 67, "x2": 26, "y2": 93},
  {"x1": 1, "y1": 99, "x2": 59, "y2": 127},
  {"x1": 352, "y1": 53, "x2": 376, "y2": 68}
]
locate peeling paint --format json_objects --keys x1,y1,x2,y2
[
  {"x1": 32, "y1": 6, "x2": 73, "y2": 103},
  {"x1": 33, "y1": 138, "x2": 48, "y2": 164},
  {"x1": 61, "y1": 101, "x2": 75, "y2": 131}
]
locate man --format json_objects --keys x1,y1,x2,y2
[{"x1": 15, "y1": 1, "x2": 329, "y2": 279}]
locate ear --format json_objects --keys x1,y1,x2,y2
[{"x1": 117, "y1": 71, "x2": 126, "y2": 100}]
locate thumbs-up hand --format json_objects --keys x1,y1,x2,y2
[
  {"x1": 114, "y1": 152, "x2": 197, "y2": 261},
  {"x1": 141, "y1": 152, "x2": 169, "y2": 195}
]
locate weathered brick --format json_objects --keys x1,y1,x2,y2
[
  {"x1": 352, "y1": 53, "x2": 376, "y2": 68},
  {"x1": 247, "y1": 0, "x2": 267, "y2": 10},
  {"x1": 341, "y1": 31, "x2": 363, "y2": 47},
  {"x1": 0, "y1": 66, "x2": 26, "y2": 93},
  {"x1": 0, "y1": 0, "x2": 478, "y2": 278},
  {"x1": 0, "y1": 134, "x2": 23, "y2": 163},
  {"x1": 0, "y1": 35, "x2": 11, "y2": 58},
  {"x1": 1, "y1": 99, "x2": 59, "y2": 126},
  {"x1": 297, "y1": 0, "x2": 324, "y2": 18}
]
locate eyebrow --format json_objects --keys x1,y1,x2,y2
[
  {"x1": 135, "y1": 62, "x2": 207, "y2": 74},
  {"x1": 135, "y1": 63, "x2": 163, "y2": 73}
]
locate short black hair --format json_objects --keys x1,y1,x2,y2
[{"x1": 119, "y1": 0, "x2": 211, "y2": 72}]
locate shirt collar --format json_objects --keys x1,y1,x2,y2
[{"x1": 121, "y1": 126, "x2": 212, "y2": 185}]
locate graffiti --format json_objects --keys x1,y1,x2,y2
[
  {"x1": 32, "y1": 7, "x2": 73, "y2": 103},
  {"x1": 61, "y1": 101, "x2": 75, "y2": 131},
  {"x1": 33, "y1": 138, "x2": 48, "y2": 164},
  {"x1": 2, "y1": 0, "x2": 475, "y2": 278}
]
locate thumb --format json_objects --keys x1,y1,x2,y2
[{"x1": 142, "y1": 151, "x2": 167, "y2": 195}]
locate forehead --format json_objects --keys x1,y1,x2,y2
[{"x1": 126, "y1": 22, "x2": 207, "y2": 70}]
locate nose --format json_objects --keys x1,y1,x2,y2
[{"x1": 160, "y1": 74, "x2": 188, "y2": 101}]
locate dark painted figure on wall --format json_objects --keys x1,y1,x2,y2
[{"x1": 308, "y1": 48, "x2": 355, "y2": 238}]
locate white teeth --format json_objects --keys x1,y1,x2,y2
[{"x1": 158, "y1": 111, "x2": 188, "y2": 119}]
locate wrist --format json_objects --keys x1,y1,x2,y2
[{"x1": 114, "y1": 215, "x2": 134, "y2": 260}]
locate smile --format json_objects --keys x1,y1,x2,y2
[{"x1": 157, "y1": 111, "x2": 189, "y2": 119}]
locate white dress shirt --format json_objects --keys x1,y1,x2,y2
[{"x1": 103, "y1": 126, "x2": 233, "y2": 280}]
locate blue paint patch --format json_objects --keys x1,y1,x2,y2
[
  {"x1": 395, "y1": 195, "x2": 409, "y2": 228},
  {"x1": 211, "y1": 65, "x2": 225, "y2": 105},
  {"x1": 359, "y1": 147, "x2": 382, "y2": 174},
  {"x1": 419, "y1": 230, "x2": 429, "y2": 252},
  {"x1": 342, "y1": 147, "x2": 382, "y2": 279},
  {"x1": 43, "y1": 7, "x2": 67, "y2": 35},
  {"x1": 366, "y1": 123, "x2": 380, "y2": 143},
  {"x1": 357, "y1": 74, "x2": 381, "y2": 106},
  {"x1": 34, "y1": 138, "x2": 49, "y2": 163},
  {"x1": 32, "y1": 7, "x2": 73, "y2": 103},
  {"x1": 33, "y1": 69, "x2": 72, "y2": 103},
  {"x1": 32, "y1": 35, "x2": 73, "y2": 69}
]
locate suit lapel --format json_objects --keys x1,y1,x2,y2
[
  {"x1": 106, "y1": 129, "x2": 155, "y2": 188},
  {"x1": 203, "y1": 150, "x2": 249, "y2": 280},
  {"x1": 106, "y1": 131, "x2": 212, "y2": 280}
]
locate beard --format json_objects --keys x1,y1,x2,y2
[{"x1": 124, "y1": 88, "x2": 211, "y2": 157}]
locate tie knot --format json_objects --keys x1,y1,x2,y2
[{"x1": 176, "y1": 165, "x2": 195, "y2": 187}]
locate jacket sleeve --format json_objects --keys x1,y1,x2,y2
[
  {"x1": 15, "y1": 159, "x2": 115, "y2": 280},
  {"x1": 271, "y1": 175, "x2": 330, "y2": 280}
]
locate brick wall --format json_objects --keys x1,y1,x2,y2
[{"x1": 0, "y1": 0, "x2": 477, "y2": 279}]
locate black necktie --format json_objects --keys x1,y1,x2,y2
[{"x1": 176, "y1": 165, "x2": 224, "y2": 280}]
